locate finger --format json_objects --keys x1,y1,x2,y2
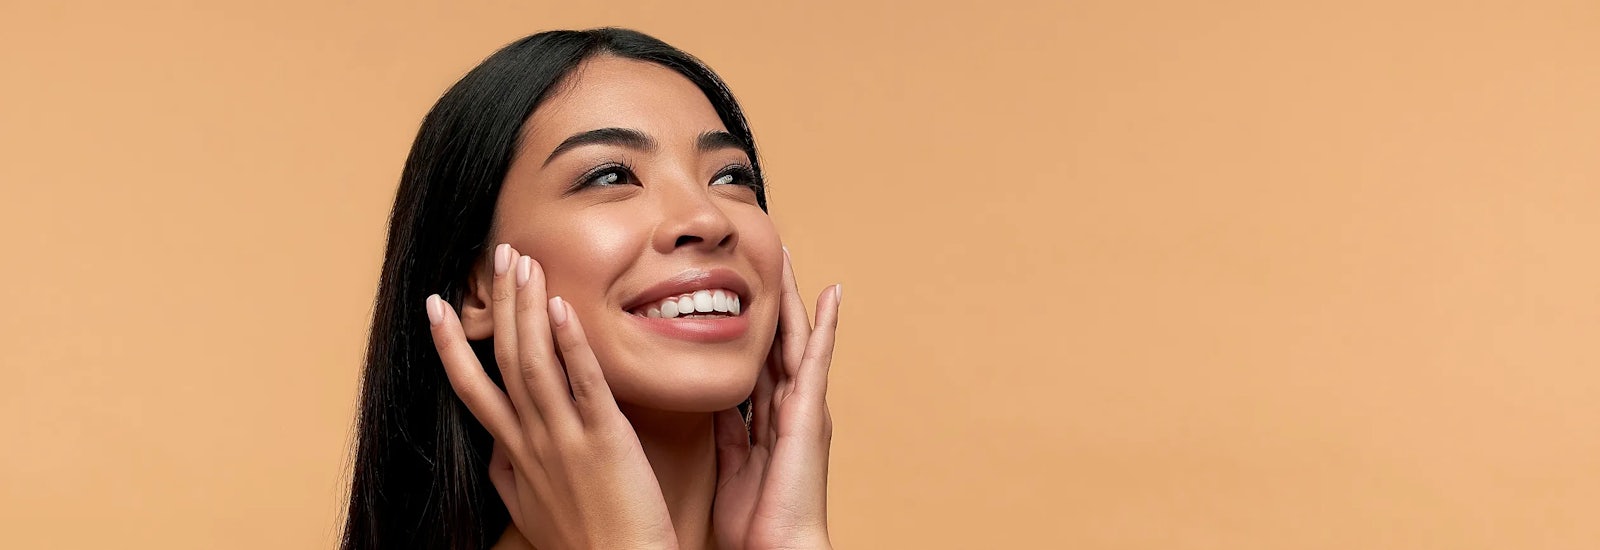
[
  {"x1": 778, "y1": 246, "x2": 813, "y2": 378},
  {"x1": 427, "y1": 294, "x2": 520, "y2": 443},
  {"x1": 488, "y1": 442, "x2": 522, "y2": 524},
  {"x1": 791, "y1": 284, "x2": 841, "y2": 406},
  {"x1": 546, "y1": 296, "x2": 618, "y2": 423},
  {"x1": 750, "y1": 341, "x2": 779, "y2": 448},
  {"x1": 514, "y1": 255, "x2": 577, "y2": 423},
  {"x1": 713, "y1": 407, "x2": 750, "y2": 485},
  {"x1": 490, "y1": 244, "x2": 541, "y2": 426}
]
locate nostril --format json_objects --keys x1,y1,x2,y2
[{"x1": 674, "y1": 235, "x2": 701, "y2": 247}]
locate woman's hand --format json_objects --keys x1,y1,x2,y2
[
  {"x1": 712, "y1": 248, "x2": 842, "y2": 550},
  {"x1": 426, "y1": 244, "x2": 678, "y2": 550}
]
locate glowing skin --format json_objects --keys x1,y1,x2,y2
[
  {"x1": 431, "y1": 54, "x2": 839, "y2": 550},
  {"x1": 460, "y1": 56, "x2": 784, "y2": 413}
]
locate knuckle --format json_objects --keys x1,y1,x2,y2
[
  {"x1": 492, "y1": 344, "x2": 518, "y2": 372},
  {"x1": 818, "y1": 314, "x2": 839, "y2": 330},
  {"x1": 801, "y1": 347, "x2": 829, "y2": 365},
  {"x1": 550, "y1": 424, "x2": 589, "y2": 449},
  {"x1": 492, "y1": 279, "x2": 515, "y2": 303},
  {"x1": 515, "y1": 291, "x2": 538, "y2": 313},
  {"x1": 567, "y1": 377, "x2": 592, "y2": 400},
  {"x1": 430, "y1": 330, "x2": 456, "y2": 354},
  {"x1": 568, "y1": 375, "x2": 604, "y2": 404},
  {"x1": 493, "y1": 344, "x2": 515, "y2": 365},
  {"x1": 518, "y1": 355, "x2": 542, "y2": 384},
  {"x1": 557, "y1": 332, "x2": 588, "y2": 355}
]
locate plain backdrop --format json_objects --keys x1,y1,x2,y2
[{"x1": 2, "y1": 1, "x2": 1597, "y2": 548}]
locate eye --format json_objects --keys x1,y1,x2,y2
[
  {"x1": 574, "y1": 163, "x2": 639, "y2": 191},
  {"x1": 710, "y1": 164, "x2": 762, "y2": 190}
]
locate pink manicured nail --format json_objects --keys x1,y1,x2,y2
[
  {"x1": 516, "y1": 256, "x2": 531, "y2": 288},
  {"x1": 426, "y1": 295, "x2": 443, "y2": 326},
  {"x1": 834, "y1": 284, "x2": 843, "y2": 303},
  {"x1": 547, "y1": 296, "x2": 569, "y2": 327},
  {"x1": 494, "y1": 243, "x2": 511, "y2": 276}
]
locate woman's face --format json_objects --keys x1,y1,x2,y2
[{"x1": 461, "y1": 55, "x2": 782, "y2": 412}]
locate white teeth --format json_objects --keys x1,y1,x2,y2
[{"x1": 632, "y1": 288, "x2": 744, "y2": 318}]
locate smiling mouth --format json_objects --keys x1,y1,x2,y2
[{"x1": 627, "y1": 288, "x2": 743, "y2": 318}]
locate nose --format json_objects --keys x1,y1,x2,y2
[{"x1": 652, "y1": 182, "x2": 738, "y2": 254}]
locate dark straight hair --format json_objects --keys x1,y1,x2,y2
[{"x1": 342, "y1": 28, "x2": 766, "y2": 550}]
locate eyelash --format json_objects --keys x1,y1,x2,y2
[
  {"x1": 572, "y1": 162, "x2": 763, "y2": 191},
  {"x1": 573, "y1": 162, "x2": 639, "y2": 191},
  {"x1": 711, "y1": 164, "x2": 763, "y2": 191}
]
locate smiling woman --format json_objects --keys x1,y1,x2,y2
[{"x1": 343, "y1": 28, "x2": 841, "y2": 550}]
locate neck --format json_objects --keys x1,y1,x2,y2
[
  {"x1": 621, "y1": 404, "x2": 719, "y2": 550},
  {"x1": 494, "y1": 405, "x2": 719, "y2": 550}
]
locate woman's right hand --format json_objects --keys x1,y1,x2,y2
[{"x1": 425, "y1": 243, "x2": 679, "y2": 550}]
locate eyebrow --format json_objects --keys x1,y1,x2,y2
[
  {"x1": 541, "y1": 127, "x2": 748, "y2": 167},
  {"x1": 543, "y1": 128, "x2": 653, "y2": 167},
  {"x1": 696, "y1": 130, "x2": 746, "y2": 154}
]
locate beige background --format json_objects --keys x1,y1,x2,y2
[{"x1": 3, "y1": 0, "x2": 1597, "y2": 548}]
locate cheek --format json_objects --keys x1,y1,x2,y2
[
  {"x1": 527, "y1": 211, "x2": 644, "y2": 302},
  {"x1": 735, "y1": 212, "x2": 785, "y2": 301}
]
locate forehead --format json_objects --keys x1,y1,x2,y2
[{"x1": 522, "y1": 55, "x2": 728, "y2": 152}]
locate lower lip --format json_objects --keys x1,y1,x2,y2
[{"x1": 625, "y1": 311, "x2": 750, "y2": 343}]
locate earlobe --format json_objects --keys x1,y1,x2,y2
[{"x1": 458, "y1": 265, "x2": 495, "y2": 341}]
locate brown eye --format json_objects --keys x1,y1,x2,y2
[
  {"x1": 710, "y1": 164, "x2": 761, "y2": 190},
  {"x1": 574, "y1": 163, "x2": 639, "y2": 191}
]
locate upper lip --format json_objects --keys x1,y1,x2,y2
[{"x1": 622, "y1": 268, "x2": 752, "y2": 312}]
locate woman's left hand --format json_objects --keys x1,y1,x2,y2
[{"x1": 712, "y1": 248, "x2": 841, "y2": 550}]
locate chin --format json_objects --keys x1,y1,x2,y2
[
  {"x1": 603, "y1": 352, "x2": 766, "y2": 412},
  {"x1": 585, "y1": 301, "x2": 778, "y2": 412}
]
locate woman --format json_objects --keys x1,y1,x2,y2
[{"x1": 342, "y1": 28, "x2": 842, "y2": 549}]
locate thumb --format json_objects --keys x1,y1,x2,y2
[
  {"x1": 713, "y1": 407, "x2": 751, "y2": 484},
  {"x1": 488, "y1": 443, "x2": 522, "y2": 521}
]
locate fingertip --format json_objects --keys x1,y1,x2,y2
[
  {"x1": 515, "y1": 255, "x2": 532, "y2": 288},
  {"x1": 818, "y1": 284, "x2": 841, "y2": 311},
  {"x1": 493, "y1": 244, "x2": 512, "y2": 277},
  {"x1": 426, "y1": 294, "x2": 443, "y2": 326},
  {"x1": 527, "y1": 254, "x2": 544, "y2": 278},
  {"x1": 548, "y1": 296, "x2": 569, "y2": 327}
]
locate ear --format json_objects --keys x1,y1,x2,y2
[{"x1": 458, "y1": 253, "x2": 496, "y2": 341}]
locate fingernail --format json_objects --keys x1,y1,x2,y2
[
  {"x1": 426, "y1": 294, "x2": 443, "y2": 326},
  {"x1": 834, "y1": 284, "x2": 843, "y2": 303},
  {"x1": 516, "y1": 256, "x2": 531, "y2": 288},
  {"x1": 548, "y1": 296, "x2": 569, "y2": 327},
  {"x1": 494, "y1": 243, "x2": 511, "y2": 276},
  {"x1": 782, "y1": 245, "x2": 790, "y2": 259}
]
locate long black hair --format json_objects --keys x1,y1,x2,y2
[{"x1": 342, "y1": 28, "x2": 767, "y2": 550}]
